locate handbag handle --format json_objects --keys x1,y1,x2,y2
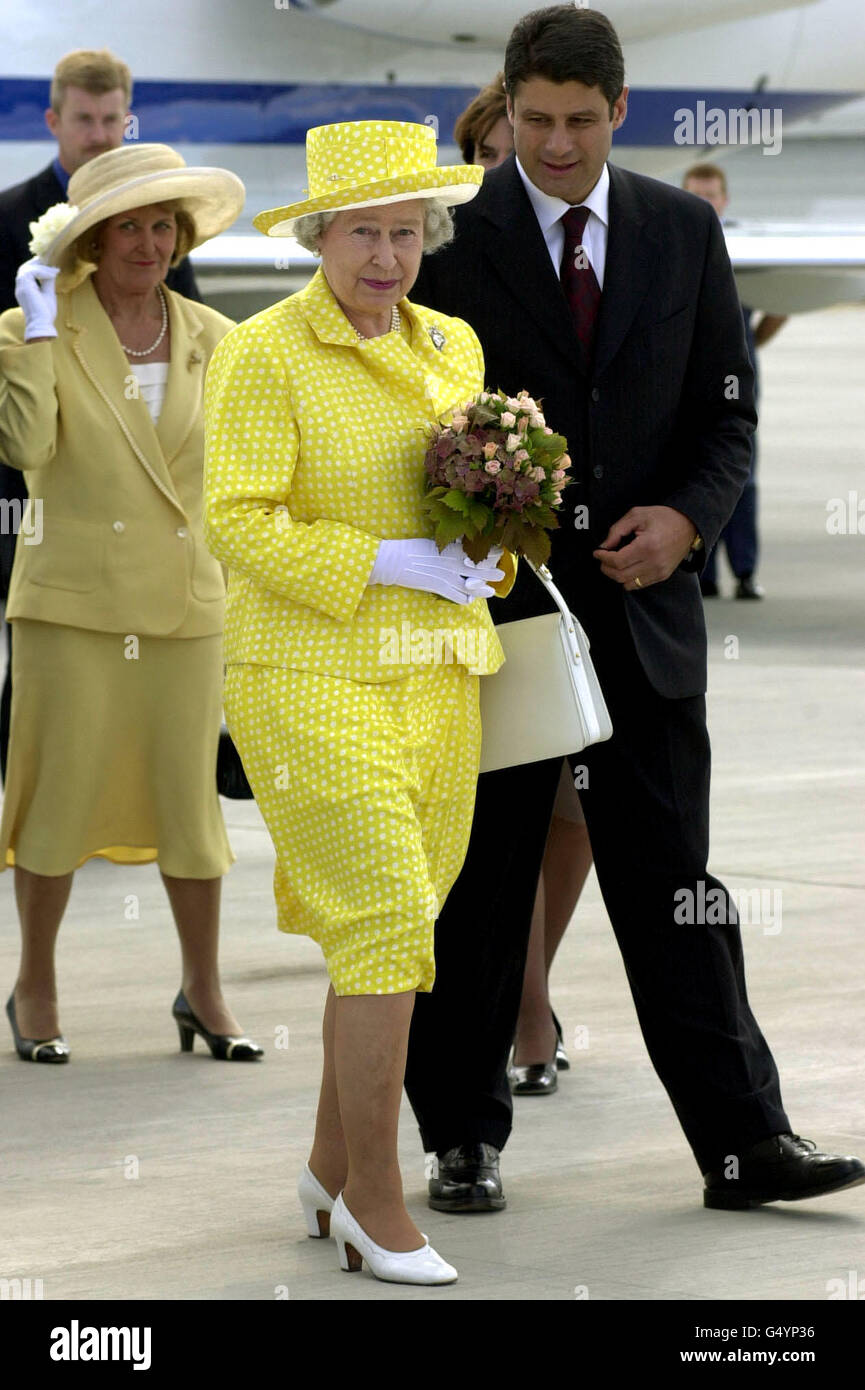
[
  {"x1": 527, "y1": 561, "x2": 604, "y2": 745},
  {"x1": 525, "y1": 561, "x2": 587, "y2": 664}
]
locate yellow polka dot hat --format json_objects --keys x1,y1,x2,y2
[{"x1": 253, "y1": 120, "x2": 484, "y2": 236}]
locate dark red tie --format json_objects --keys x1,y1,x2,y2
[{"x1": 560, "y1": 206, "x2": 601, "y2": 370}]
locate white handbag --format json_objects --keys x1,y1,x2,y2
[{"x1": 479, "y1": 562, "x2": 613, "y2": 774}]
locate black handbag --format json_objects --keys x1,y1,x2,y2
[{"x1": 216, "y1": 724, "x2": 254, "y2": 800}]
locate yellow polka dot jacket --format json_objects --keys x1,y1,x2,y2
[{"x1": 203, "y1": 266, "x2": 516, "y2": 681}]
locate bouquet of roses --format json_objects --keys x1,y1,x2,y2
[{"x1": 421, "y1": 389, "x2": 571, "y2": 567}]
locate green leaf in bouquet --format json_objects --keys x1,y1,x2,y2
[
  {"x1": 540, "y1": 435, "x2": 570, "y2": 463},
  {"x1": 421, "y1": 494, "x2": 454, "y2": 524},
  {"x1": 422, "y1": 494, "x2": 467, "y2": 530},
  {"x1": 433, "y1": 509, "x2": 471, "y2": 547},
  {"x1": 469, "y1": 403, "x2": 500, "y2": 428},
  {"x1": 467, "y1": 500, "x2": 492, "y2": 532},
  {"x1": 500, "y1": 515, "x2": 527, "y2": 554},
  {"x1": 462, "y1": 532, "x2": 500, "y2": 563},
  {"x1": 524, "y1": 502, "x2": 559, "y2": 527},
  {"x1": 442, "y1": 488, "x2": 470, "y2": 514},
  {"x1": 526, "y1": 427, "x2": 550, "y2": 449},
  {"x1": 528, "y1": 428, "x2": 567, "y2": 460},
  {"x1": 518, "y1": 524, "x2": 552, "y2": 567},
  {"x1": 422, "y1": 504, "x2": 445, "y2": 526}
]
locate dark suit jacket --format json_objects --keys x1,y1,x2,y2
[
  {"x1": 0, "y1": 161, "x2": 202, "y2": 595},
  {"x1": 412, "y1": 158, "x2": 756, "y2": 698}
]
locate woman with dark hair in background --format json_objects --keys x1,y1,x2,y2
[{"x1": 454, "y1": 72, "x2": 514, "y2": 169}]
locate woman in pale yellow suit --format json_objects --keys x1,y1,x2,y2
[
  {"x1": 204, "y1": 121, "x2": 514, "y2": 1285},
  {"x1": 0, "y1": 144, "x2": 262, "y2": 1065}
]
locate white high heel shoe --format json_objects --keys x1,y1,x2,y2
[
  {"x1": 330, "y1": 1193, "x2": 458, "y2": 1285},
  {"x1": 298, "y1": 1164, "x2": 336, "y2": 1238}
]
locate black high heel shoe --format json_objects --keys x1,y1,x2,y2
[
  {"x1": 551, "y1": 1009, "x2": 570, "y2": 1071},
  {"x1": 508, "y1": 1009, "x2": 569, "y2": 1095},
  {"x1": 6, "y1": 992, "x2": 70, "y2": 1063},
  {"x1": 171, "y1": 990, "x2": 263, "y2": 1061}
]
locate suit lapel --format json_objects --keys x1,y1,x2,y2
[
  {"x1": 593, "y1": 164, "x2": 663, "y2": 377},
  {"x1": 155, "y1": 291, "x2": 206, "y2": 466},
  {"x1": 478, "y1": 160, "x2": 579, "y2": 370},
  {"x1": 63, "y1": 278, "x2": 182, "y2": 510}
]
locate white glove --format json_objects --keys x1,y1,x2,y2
[
  {"x1": 369, "y1": 538, "x2": 505, "y2": 605},
  {"x1": 15, "y1": 258, "x2": 59, "y2": 341}
]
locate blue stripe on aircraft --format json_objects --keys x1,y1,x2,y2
[{"x1": 0, "y1": 78, "x2": 856, "y2": 146}]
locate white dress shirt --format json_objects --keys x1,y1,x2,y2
[{"x1": 515, "y1": 157, "x2": 610, "y2": 289}]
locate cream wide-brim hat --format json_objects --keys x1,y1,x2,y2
[
  {"x1": 32, "y1": 143, "x2": 245, "y2": 267},
  {"x1": 254, "y1": 119, "x2": 483, "y2": 237}
]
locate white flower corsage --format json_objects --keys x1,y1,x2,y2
[{"x1": 28, "y1": 203, "x2": 80, "y2": 258}]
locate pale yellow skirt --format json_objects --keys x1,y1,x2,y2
[{"x1": 0, "y1": 620, "x2": 234, "y2": 877}]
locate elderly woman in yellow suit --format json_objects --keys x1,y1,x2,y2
[
  {"x1": 0, "y1": 143, "x2": 262, "y2": 1064},
  {"x1": 204, "y1": 120, "x2": 515, "y2": 1285}
]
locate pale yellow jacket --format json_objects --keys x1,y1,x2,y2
[
  {"x1": 203, "y1": 266, "x2": 514, "y2": 682},
  {"x1": 0, "y1": 277, "x2": 232, "y2": 637}
]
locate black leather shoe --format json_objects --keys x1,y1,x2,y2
[
  {"x1": 6, "y1": 992, "x2": 70, "y2": 1063},
  {"x1": 172, "y1": 990, "x2": 263, "y2": 1061},
  {"x1": 552, "y1": 1009, "x2": 570, "y2": 1071},
  {"x1": 700, "y1": 578, "x2": 719, "y2": 597},
  {"x1": 703, "y1": 1133, "x2": 865, "y2": 1209},
  {"x1": 735, "y1": 575, "x2": 764, "y2": 599},
  {"x1": 508, "y1": 1059, "x2": 558, "y2": 1095},
  {"x1": 428, "y1": 1143, "x2": 506, "y2": 1213}
]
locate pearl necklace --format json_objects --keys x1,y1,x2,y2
[
  {"x1": 355, "y1": 305, "x2": 401, "y2": 341},
  {"x1": 120, "y1": 286, "x2": 168, "y2": 357}
]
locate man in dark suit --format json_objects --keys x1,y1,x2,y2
[
  {"x1": 404, "y1": 5, "x2": 863, "y2": 1213},
  {"x1": 0, "y1": 48, "x2": 200, "y2": 779}
]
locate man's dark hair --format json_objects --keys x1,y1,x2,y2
[{"x1": 504, "y1": 6, "x2": 625, "y2": 117}]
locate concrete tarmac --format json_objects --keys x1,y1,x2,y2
[{"x1": 1, "y1": 306, "x2": 863, "y2": 1302}]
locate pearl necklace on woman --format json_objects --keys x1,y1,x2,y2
[
  {"x1": 119, "y1": 285, "x2": 169, "y2": 357},
  {"x1": 354, "y1": 305, "x2": 401, "y2": 341}
]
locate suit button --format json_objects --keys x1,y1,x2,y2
[
  {"x1": 591, "y1": 387, "x2": 600, "y2": 402},
  {"x1": 112, "y1": 520, "x2": 125, "y2": 533},
  {"x1": 593, "y1": 465, "x2": 604, "y2": 479},
  {"x1": 176, "y1": 526, "x2": 188, "y2": 538}
]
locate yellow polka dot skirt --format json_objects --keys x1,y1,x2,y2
[{"x1": 224, "y1": 662, "x2": 481, "y2": 996}]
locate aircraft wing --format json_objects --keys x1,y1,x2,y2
[
  {"x1": 727, "y1": 226, "x2": 865, "y2": 312},
  {"x1": 191, "y1": 228, "x2": 865, "y2": 317}
]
